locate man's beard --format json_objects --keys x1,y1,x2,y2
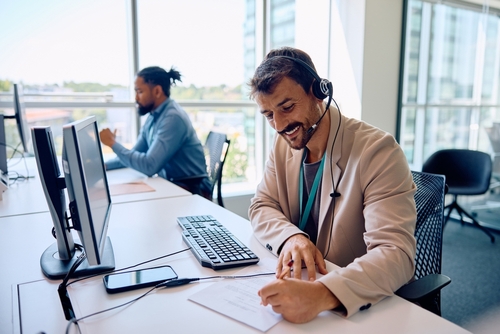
[
  {"x1": 137, "y1": 102, "x2": 154, "y2": 116},
  {"x1": 277, "y1": 102, "x2": 321, "y2": 150},
  {"x1": 278, "y1": 122, "x2": 313, "y2": 150}
]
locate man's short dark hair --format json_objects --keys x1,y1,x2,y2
[
  {"x1": 137, "y1": 66, "x2": 182, "y2": 97},
  {"x1": 249, "y1": 47, "x2": 318, "y2": 98}
]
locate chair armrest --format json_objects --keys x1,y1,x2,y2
[{"x1": 396, "y1": 274, "x2": 451, "y2": 301}]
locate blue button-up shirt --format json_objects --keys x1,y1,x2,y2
[{"x1": 105, "y1": 98, "x2": 210, "y2": 194}]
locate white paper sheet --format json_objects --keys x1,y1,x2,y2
[
  {"x1": 188, "y1": 258, "x2": 325, "y2": 332},
  {"x1": 188, "y1": 258, "x2": 281, "y2": 332}
]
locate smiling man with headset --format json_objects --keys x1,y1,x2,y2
[{"x1": 248, "y1": 47, "x2": 417, "y2": 323}]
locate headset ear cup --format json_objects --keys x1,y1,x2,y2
[{"x1": 312, "y1": 79, "x2": 329, "y2": 100}]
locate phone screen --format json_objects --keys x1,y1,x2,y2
[{"x1": 103, "y1": 265, "x2": 178, "y2": 293}]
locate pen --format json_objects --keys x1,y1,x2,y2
[{"x1": 278, "y1": 259, "x2": 294, "y2": 279}]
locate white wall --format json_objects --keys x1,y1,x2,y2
[
  {"x1": 335, "y1": 0, "x2": 404, "y2": 135},
  {"x1": 361, "y1": 0, "x2": 403, "y2": 135}
]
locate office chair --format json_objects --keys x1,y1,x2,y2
[
  {"x1": 422, "y1": 149, "x2": 495, "y2": 243},
  {"x1": 170, "y1": 131, "x2": 230, "y2": 207},
  {"x1": 203, "y1": 131, "x2": 230, "y2": 207},
  {"x1": 396, "y1": 171, "x2": 451, "y2": 316}
]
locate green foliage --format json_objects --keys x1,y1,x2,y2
[
  {"x1": 172, "y1": 84, "x2": 244, "y2": 100},
  {"x1": 223, "y1": 138, "x2": 248, "y2": 183},
  {"x1": 63, "y1": 81, "x2": 126, "y2": 92},
  {"x1": 0, "y1": 79, "x2": 11, "y2": 92},
  {"x1": 71, "y1": 109, "x2": 108, "y2": 124}
]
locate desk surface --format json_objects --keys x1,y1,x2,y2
[
  {"x1": 1, "y1": 195, "x2": 470, "y2": 334},
  {"x1": 0, "y1": 157, "x2": 191, "y2": 218}
]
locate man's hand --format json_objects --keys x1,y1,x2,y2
[
  {"x1": 99, "y1": 128, "x2": 117, "y2": 147},
  {"x1": 259, "y1": 278, "x2": 340, "y2": 323},
  {"x1": 277, "y1": 234, "x2": 328, "y2": 281}
]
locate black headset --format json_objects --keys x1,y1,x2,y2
[
  {"x1": 274, "y1": 55, "x2": 334, "y2": 135},
  {"x1": 275, "y1": 55, "x2": 333, "y2": 101}
]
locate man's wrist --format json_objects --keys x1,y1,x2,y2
[{"x1": 315, "y1": 281, "x2": 341, "y2": 310}]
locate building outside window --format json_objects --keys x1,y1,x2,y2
[{"x1": 399, "y1": 0, "x2": 500, "y2": 171}]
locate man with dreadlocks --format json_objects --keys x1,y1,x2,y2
[{"x1": 100, "y1": 66, "x2": 211, "y2": 197}]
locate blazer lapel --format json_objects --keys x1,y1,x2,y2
[{"x1": 317, "y1": 107, "x2": 343, "y2": 251}]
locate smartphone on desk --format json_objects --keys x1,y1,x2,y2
[{"x1": 103, "y1": 265, "x2": 178, "y2": 294}]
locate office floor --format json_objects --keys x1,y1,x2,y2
[{"x1": 440, "y1": 190, "x2": 500, "y2": 332}]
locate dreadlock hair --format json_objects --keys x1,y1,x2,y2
[{"x1": 137, "y1": 66, "x2": 182, "y2": 98}]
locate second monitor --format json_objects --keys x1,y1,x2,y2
[{"x1": 32, "y1": 116, "x2": 115, "y2": 279}]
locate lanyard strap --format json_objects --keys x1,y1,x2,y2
[{"x1": 299, "y1": 153, "x2": 325, "y2": 231}]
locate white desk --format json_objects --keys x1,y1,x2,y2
[
  {"x1": 106, "y1": 167, "x2": 191, "y2": 204},
  {"x1": 1, "y1": 195, "x2": 470, "y2": 334},
  {"x1": 0, "y1": 157, "x2": 191, "y2": 218}
]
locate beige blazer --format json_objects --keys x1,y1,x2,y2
[{"x1": 249, "y1": 107, "x2": 417, "y2": 317}]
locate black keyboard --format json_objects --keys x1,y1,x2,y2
[{"x1": 177, "y1": 215, "x2": 259, "y2": 270}]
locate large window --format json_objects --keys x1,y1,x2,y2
[
  {"x1": 400, "y1": 0, "x2": 500, "y2": 169},
  {"x1": 0, "y1": 0, "x2": 134, "y2": 157},
  {"x1": 0, "y1": 0, "x2": 333, "y2": 195},
  {"x1": 135, "y1": 0, "x2": 257, "y2": 185}
]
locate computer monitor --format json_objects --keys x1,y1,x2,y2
[
  {"x1": 32, "y1": 116, "x2": 115, "y2": 279},
  {"x1": 0, "y1": 115, "x2": 8, "y2": 196},
  {"x1": 13, "y1": 83, "x2": 32, "y2": 154}
]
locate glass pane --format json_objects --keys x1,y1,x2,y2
[
  {"x1": 427, "y1": 5, "x2": 479, "y2": 103},
  {"x1": 423, "y1": 107, "x2": 472, "y2": 160},
  {"x1": 403, "y1": 0, "x2": 423, "y2": 104},
  {"x1": 0, "y1": 0, "x2": 135, "y2": 163},
  {"x1": 137, "y1": 0, "x2": 249, "y2": 100},
  {"x1": 137, "y1": 0, "x2": 257, "y2": 186},
  {"x1": 401, "y1": 107, "x2": 417, "y2": 163},
  {"x1": 481, "y1": 108, "x2": 500, "y2": 175},
  {"x1": 481, "y1": 14, "x2": 500, "y2": 104},
  {"x1": 400, "y1": 1, "x2": 500, "y2": 171},
  {"x1": 479, "y1": 106, "x2": 499, "y2": 148},
  {"x1": 270, "y1": 0, "x2": 295, "y2": 48},
  {"x1": 0, "y1": 0, "x2": 131, "y2": 101},
  {"x1": 183, "y1": 106, "x2": 257, "y2": 184}
]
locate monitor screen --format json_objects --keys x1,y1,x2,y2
[
  {"x1": 33, "y1": 116, "x2": 114, "y2": 279},
  {"x1": 62, "y1": 116, "x2": 113, "y2": 266},
  {"x1": 0, "y1": 114, "x2": 8, "y2": 176},
  {"x1": 13, "y1": 84, "x2": 32, "y2": 154},
  {"x1": 0, "y1": 115, "x2": 8, "y2": 191}
]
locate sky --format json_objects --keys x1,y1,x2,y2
[{"x1": 0, "y1": 0, "x2": 246, "y2": 87}]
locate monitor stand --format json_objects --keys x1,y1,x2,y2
[{"x1": 40, "y1": 236, "x2": 115, "y2": 279}]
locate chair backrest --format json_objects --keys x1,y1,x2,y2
[
  {"x1": 422, "y1": 149, "x2": 492, "y2": 195},
  {"x1": 204, "y1": 131, "x2": 230, "y2": 207},
  {"x1": 411, "y1": 171, "x2": 446, "y2": 279}
]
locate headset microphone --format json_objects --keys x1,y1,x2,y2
[
  {"x1": 330, "y1": 192, "x2": 341, "y2": 198},
  {"x1": 306, "y1": 80, "x2": 333, "y2": 134}
]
